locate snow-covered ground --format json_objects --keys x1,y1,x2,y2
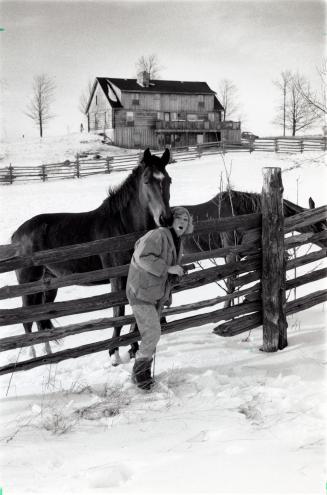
[
  {"x1": 0, "y1": 137, "x2": 326, "y2": 495},
  {"x1": 0, "y1": 132, "x2": 133, "y2": 168}
]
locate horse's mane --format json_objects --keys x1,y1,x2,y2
[
  {"x1": 100, "y1": 163, "x2": 143, "y2": 215},
  {"x1": 213, "y1": 190, "x2": 262, "y2": 214}
]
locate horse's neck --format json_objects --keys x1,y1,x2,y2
[{"x1": 119, "y1": 189, "x2": 155, "y2": 233}]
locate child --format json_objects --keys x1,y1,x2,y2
[{"x1": 126, "y1": 206, "x2": 193, "y2": 390}]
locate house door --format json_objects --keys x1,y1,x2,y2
[{"x1": 196, "y1": 134, "x2": 204, "y2": 145}]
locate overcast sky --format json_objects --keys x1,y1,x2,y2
[{"x1": 0, "y1": 0, "x2": 325, "y2": 141}]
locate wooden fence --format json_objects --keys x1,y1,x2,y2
[
  {"x1": 0, "y1": 137, "x2": 326, "y2": 185},
  {"x1": 0, "y1": 168, "x2": 326, "y2": 375}
]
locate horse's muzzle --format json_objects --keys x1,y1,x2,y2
[{"x1": 159, "y1": 212, "x2": 173, "y2": 227}]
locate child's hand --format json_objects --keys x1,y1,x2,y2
[{"x1": 167, "y1": 265, "x2": 184, "y2": 276}]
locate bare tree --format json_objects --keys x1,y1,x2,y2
[
  {"x1": 216, "y1": 79, "x2": 239, "y2": 121},
  {"x1": 25, "y1": 74, "x2": 56, "y2": 137},
  {"x1": 273, "y1": 71, "x2": 292, "y2": 136},
  {"x1": 273, "y1": 71, "x2": 320, "y2": 135},
  {"x1": 293, "y1": 59, "x2": 327, "y2": 117},
  {"x1": 79, "y1": 79, "x2": 94, "y2": 115},
  {"x1": 135, "y1": 54, "x2": 161, "y2": 79},
  {"x1": 286, "y1": 76, "x2": 320, "y2": 135}
]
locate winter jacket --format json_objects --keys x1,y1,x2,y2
[{"x1": 126, "y1": 227, "x2": 182, "y2": 306}]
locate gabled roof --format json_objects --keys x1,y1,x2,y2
[
  {"x1": 104, "y1": 78, "x2": 216, "y2": 94},
  {"x1": 85, "y1": 77, "x2": 223, "y2": 113},
  {"x1": 214, "y1": 95, "x2": 224, "y2": 111}
]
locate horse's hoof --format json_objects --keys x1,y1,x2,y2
[{"x1": 110, "y1": 350, "x2": 122, "y2": 367}]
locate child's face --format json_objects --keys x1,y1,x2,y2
[{"x1": 172, "y1": 214, "x2": 189, "y2": 237}]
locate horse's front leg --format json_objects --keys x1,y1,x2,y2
[{"x1": 109, "y1": 276, "x2": 126, "y2": 366}]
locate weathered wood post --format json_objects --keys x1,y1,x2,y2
[
  {"x1": 105, "y1": 157, "x2": 111, "y2": 174},
  {"x1": 41, "y1": 164, "x2": 47, "y2": 182},
  {"x1": 8, "y1": 164, "x2": 13, "y2": 184},
  {"x1": 261, "y1": 167, "x2": 288, "y2": 351},
  {"x1": 75, "y1": 153, "x2": 80, "y2": 179},
  {"x1": 274, "y1": 138, "x2": 279, "y2": 153},
  {"x1": 300, "y1": 139, "x2": 304, "y2": 153}
]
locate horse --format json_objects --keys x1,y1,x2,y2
[
  {"x1": 182, "y1": 190, "x2": 327, "y2": 305},
  {"x1": 12, "y1": 148, "x2": 173, "y2": 362}
]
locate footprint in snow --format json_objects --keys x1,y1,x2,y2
[{"x1": 85, "y1": 462, "x2": 133, "y2": 488}]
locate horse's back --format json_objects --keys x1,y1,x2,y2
[{"x1": 12, "y1": 211, "x2": 99, "y2": 251}]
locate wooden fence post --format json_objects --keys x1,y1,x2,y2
[
  {"x1": 106, "y1": 157, "x2": 111, "y2": 173},
  {"x1": 41, "y1": 164, "x2": 47, "y2": 182},
  {"x1": 9, "y1": 164, "x2": 13, "y2": 184},
  {"x1": 300, "y1": 139, "x2": 304, "y2": 153},
  {"x1": 274, "y1": 138, "x2": 279, "y2": 153},
  {"x1": 261, "y1": 167, "x2": 288, "y2": 351},
  {"x1": 75, "y1": 154, "x2": 80, "y2": 178}
]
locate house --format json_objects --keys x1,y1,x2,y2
[{"x1": 85, "y1": 71, "x2": 241, "y2": 149}]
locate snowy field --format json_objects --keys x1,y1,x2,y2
[
  {"x1": 0, "y1": 132, "x2": 133, "y2": 168},
  {"x1": 0, "y1": 141, "x2": 326, "y2": 494}
]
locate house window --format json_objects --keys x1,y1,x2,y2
[
  {"x1": 198, "y1": 95, "x2": 205, "y2": 108},
  {"x1": 171, "y1": 112, "x2": 178, "y2": 121},
  {"x1": 131, "y1": 93, "x2": 140, "y2": 105},
  {"x1": 208, "y1": 112, "x2": 215, "y2": 122},
  {"x1": 187, "y1": 114, "x2": 197, "y2": 121},
  {"x1": 126, "y1": 111, "x2": 134, "y2": 126},
  {"x1": 95, "y1": 95, "x2": 98, "y2": 105},
  {"x1": 157, "y1": 112, "x2": 164, "y2": 120},
  {"x1": 164, "y1": 113, "x2": 170, "y2": 122}
]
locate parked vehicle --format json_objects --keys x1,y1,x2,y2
[{"x1": 242, "y1": 131, "x2": 259, "y2": 140}]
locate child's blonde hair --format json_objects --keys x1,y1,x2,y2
[{"x1": 172, "y1": 206, "x2": 194, "y2": 234}]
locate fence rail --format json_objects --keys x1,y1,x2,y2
[{"x1": 1, "y1": 137, "x2": 326, "y2": 185}]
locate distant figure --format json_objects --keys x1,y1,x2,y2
[
  {"x1": 22, "y1": 134, "x2": 24, "y2": 138},
  {"x1": 80, "y1": 123, "x2": 84, "y2": 133}
]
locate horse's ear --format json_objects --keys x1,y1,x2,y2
[
  {"x1": 161, "y1": 148, "x2": 170, "y2": 167},
  {"x1": 143, "y1": 148, "x2": 151, "y2": 165},
  {"x1": 309, "y1": 197, "x2": 315, "y2": 209}
]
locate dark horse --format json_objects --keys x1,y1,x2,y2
[
  {"x1": 182, "y1": 190, "x2": 327, "y2": 304},
  {"x1": 12, "y1": 148, "x2": 173, "y2": 361}
]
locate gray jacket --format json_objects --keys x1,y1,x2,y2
[{"x1": 126, "y1": 227, "x2": 182, "y2": 305}]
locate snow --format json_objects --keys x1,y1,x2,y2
[
  {"x1": 0, "y1": 136, "x2": 326, "y2": 494},
  {"x1": 0, "y1": 132, "x2": 134, "y2": 168}
]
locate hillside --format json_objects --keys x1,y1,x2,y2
[{"x1": 0, "y1": 132, "x2": 134, "y2": 168}]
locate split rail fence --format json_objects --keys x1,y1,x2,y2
[
  {"x1": 0, "y1": 168, "x2": 326, "y2": 375},
  {"x1": 1, "y1": 137, "x2": 326, "y2": 185}
]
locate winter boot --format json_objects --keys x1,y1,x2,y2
[{"x1": 132, "y1": 358, "x2": 154, "y2": 390}]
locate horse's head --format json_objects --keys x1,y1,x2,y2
[{"x1": 140, "y1": 148, "x2": 173, "y2": 227}]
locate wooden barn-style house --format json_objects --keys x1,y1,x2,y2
[{"x1": 85, "y1": 71, "x2": 241, "y2": 149}]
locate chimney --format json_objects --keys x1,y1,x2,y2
[{"x1": 137, "y1": 70, "x2": 150, "y2": 87}]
